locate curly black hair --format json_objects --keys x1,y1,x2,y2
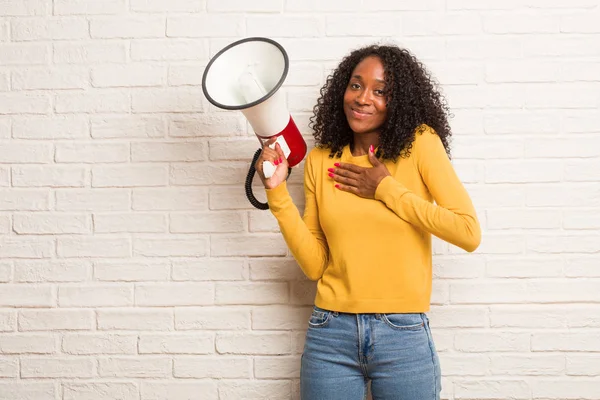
[{"x1": 309, "y1": 44, "x2": 452, "y2": 160}]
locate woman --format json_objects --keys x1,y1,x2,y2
[{"x1": 256, "y1": 44, "x2": 481, "y2": 400}]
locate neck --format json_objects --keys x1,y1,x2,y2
[{"x1": 351, "y1": 132, "x2": 380, "y2": 156}]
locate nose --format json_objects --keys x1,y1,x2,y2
[{"x1": 355, "y1": 88, "x2": 372, "y2": 105}]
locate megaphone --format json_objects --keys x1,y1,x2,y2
[{"x1": 202, "y1": 37, "x2": 307, "y2": 210}]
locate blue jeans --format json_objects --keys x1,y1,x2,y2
[{"x1": 301, "y1": 306, "x2": 442, "y2": 400}]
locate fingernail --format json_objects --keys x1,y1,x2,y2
[
  {"x1": 334, "y1": 163, "x2": 340, "y2": 167},
  {"x1": 369, "y1": 145, "x2": 374, "y2": 153},
  {"x1": 274, "y1": 160, "x2": 279, "y2": 166},
  {"x1": 328, "y1": 173, "x2": 334, "y2": 178},
  {"x1": 335, "y1": 184, "x2": 340, "y2": 189},
  {"x1": 278, "y1": 158, "x2": 282, "y2": 163},
  {"x1": 327, "y1": 168, "x2": 334, "y2": 173}
]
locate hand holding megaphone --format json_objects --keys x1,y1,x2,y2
[{"x1": 255, "y1": 139, "x2": 289, "y2": 189}]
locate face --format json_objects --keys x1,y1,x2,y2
[{"x1": 343, "y1": 56, "x2": 388, "y2": 135}]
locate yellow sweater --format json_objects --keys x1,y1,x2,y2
[{"x1": 266, "y1": 125, "x2": 481, "y2": 313}]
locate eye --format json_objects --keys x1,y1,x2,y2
[
  {"x1": 374, "y1": 89, "x2": 385, "y2": 96},
  {"x1": 350, "y1": 83, "x2": 361, "y2": 90}
]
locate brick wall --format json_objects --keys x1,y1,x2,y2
[{"x1": 1, "y1": 0, "x2": 599, "y2": 399}]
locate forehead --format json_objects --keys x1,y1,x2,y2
[{"x1": 351, "y1": 56, "x2": 385, "y2": 80}]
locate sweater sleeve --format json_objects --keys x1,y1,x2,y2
[
  {"x1": 374, "y1": 128, "x2": 481, "y2": 252},
  {"x1": 265, "y1": 151, "x2": 328, "y2": 280}
]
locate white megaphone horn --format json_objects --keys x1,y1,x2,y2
[{"x1": 201, "y1": 37, "x2": 307, "y2": 210}]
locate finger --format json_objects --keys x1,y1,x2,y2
[
  {"x1": 331, "y1": 167, "x2": 360, "y2": 180},
  {"x1": 330, "y1": 173, "x2": 359, "y2": 187},
  {"x1": 334, "y1": 183, "x2": 360, "y2": 196},
  {"x1": 274, "y1": 143, "x2": 287, "y2": 161},
  {"x1": 368, "y1": 147, "x2": 381, "y2": 166},
  {"x1": 335, "y1": 162, "x2": 365, "y2": 174}
]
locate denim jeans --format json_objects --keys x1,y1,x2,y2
[{"x1": 300, "y1": 306, "x2": 442, "y2": 400}]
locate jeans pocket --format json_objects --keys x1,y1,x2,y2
[
  {"x1": 308, "y1": 306, "x2": 332, "y2": 328},
  {"x1": 381, "y1": 313, "x2": 425, "y2": 330}
]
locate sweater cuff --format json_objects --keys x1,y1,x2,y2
[
  {"x1": 265, "y1": 181, "x2": 291, "y2": 213},
  {"x1": 374, "y1": 176, "x2": 410, "y2": 206}
]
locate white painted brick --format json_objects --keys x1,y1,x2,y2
[
  {"x1": 484, "y1": 110, "x2": 559, "y2": 135},
  {"x1": 439, "y1": 354, "x2": 489, "y2": 376},
  {"x1": 133, "y1": 188, "x2": 207, "y2": 211},
  {"x1": 211, "y1": 235, "x2": 288, "y2": 257},
  {"x1": 14, "y1": 116, "x2": 88, "y2": 139},
  {"x1": 285, "y1": 0, "x2": 361, "y2": 12},
  {"x1": 0, "y1": 21, "x2": 7, "y2": 42},
  {"x1": 21, "y1": 357, "x2": 94, "y2": 378},
  {"x1": 0, "y1": 284, "x2": 53, "y2": 307},
  {"x1": 131, "y1": 0, "x2": 204, "y2": 12},
  {"x1": 561, "y1": 61, "x2": 600, "y2": 82},
  {"x1": 62, "y1": 333, "x2": 137, "y2": 354},
  {"x1": 174, "y1": 356, "x2": 250, "y2": 378},
  {"x1": 0, "y1": 43, "x2": 48, "y2": 65},
  {"x1": 58, "y1": 284, "x2": 133, "y2": 307},
  {"x1": 0, "y1": 260, "x2": 11, "y2": 280},
  {"x1": 170, "y1": 163, "x2": 247, "y2": 185},
  {"x1": 490, "y1": 354, "x2": 564, "y2": 376},
  {"x1": 209, "y1": 186, "x2": 263, "y2": 210},
  {"x1": 248, "y1": 16, "x2": 321, "y2": 37},
  {"x1": 0, "y1": 383, "x2": 56, "y2": 400},
  {"x1": 484, "y1": 13, "x2": 559, "y2": 34},
  {"x1": 14, "y1": 259, "x2": 90, "y2": 282},
  {"x1": 455, "y1": 332, "x2": 530, "y2": 352},
  {"x1": 19, "y1": 309, "x2": 93, "y2": 331},
  {"x1": 57, "y1": 237, "x2": 131, "y2": 258},
  {"x1": 172, "y1": 259, "x2": 246, "y2": 281},
  {"x1": 0, "y1": 311, "x2": 17, "y2": 332},
  {"x1": 326, "y1": 14, "x2": 399, "y2": 37},
  {"x1": 454, "y1": 379, "x2": 530, "y2": 399},
  {"x1": 486, "y1": 60, "x2": 560, "y2": 83},
  {"x1": 446, "y1": 36, "x2": 523, "y2": 60},
  {"x1": 0, "y1": 71, "x2": 9, "y2": 91},
  {"x1": 91, "y1": 64, "x2": 166, "y2": 88},
  {"x1": 254, "y1": 356, "x2": 300, "y2": 378},
  {"x1": 168, "y1": 64, "x2": 206, "y2": 86},
  {"x1": 134, "y1": 237, "x2": 208, "y2": 257},
  {"x1": 565, "y1": 256, "x2": 600, "y2": 278},
  {"x1": 567, "y1": 354, "x2": 600, "y2": 376},
  {"x1": 92, "y1": 115, "x2": 165, "y2": 138},
  {"x1": 0, "y1": 357, "x2": 17, "y2": 378},
  {"x1": 526, "y1": 137, "x2": 600, "y2": 158},
  {"x1": 0, "y1": 93, "x2": 50, "y2": 114},
  {"x1": 56, "y1": 142, "x2": 128, "y2": 163},
  {"x1": 565, "y1": 159, "x2": 600, "y2": 182},
  {"x1": 136, "y1": 283, "x2": 214, "y2": 306},
  {"x1": 485, "y1": 160, "x2": 562, "y2": 183},
  {"x1": 0, "y1": 0, "x2": 49, "y2": 16},
  {"x1": 486, "y1": 256, "x2": 562, "y2": 278},
  {"x1": 532, "y1": 380, "x2": 600, "y2": 400},
  {"x1": 169, "y1": 114, "x2": 246, "y2": 137},
  {"x1": 141, "y1": 381, "x2": 218, "y2": 400},
  {"x1": 217, "y1": 332, "x2": 290, "y2": 355},
  {"x1": 167, "y1": 15, "x2": 244, "y2": 37},
  {"x1": 219, "y1": 380, "x2": 291, "y2": 400},
  {"x1": 249, "y1": 210, "x2": 279, "y2": 232},
  {"x1": 252, "y1": 306, "x2": 312, "y2": 330},
  {"x1": 12, "y1": 17, "x2": 88, "y2": 41},
  {"x1": 207, "y1": 0, "x2": 281, "y2": 12},
  {"x1": 55, "y1": 189, "x2": 130, "y2": 211},
  {"x1": 92, "y1": 164, "x2": 168, "y2": 187},
  {"x1": 0, "y1": 118, "x2": 10, "y2": 138},
  {"x1": 427, "y1": 306, "x2": 488, "y2": 328},
  {"x1": 170, "y1": 211, "x2": 244, "y2": 233},
  {"x1": 0, "y1": 237, "x2": 54, "y2": 259},
  {"x1": 139, "y1": 333, "x2": 214, "y2": 354},
  {"x1": 12, "y1": 165, "x2": 87, "y2": 188},
  {"x1": 527, "y1": 183, "x2": 600, "y2": 208},
  {"x1": 63, "y1": 383, "x2": 138, "y2": 400},
  {"x1": 527, "y1": 234, "x2": 600, "y2": 254},
  {"x1": 131, "y1": 39, "x2": 207, "y2": 61},
  {"x1": 99, "y1": 357, "x2": 171, "y2": 377},
  {"x1": 54, "y1": 42, "x2": 127, "y2": 64},
  {"x1": 94, "y1": 213, "x2": 166, "y2": 233},
  {"x1": 91, "y1": 17, "x2": 165, "y2": 39},
  {"x1": 94, "y1": 260, "x2": 170, "y2": 281},
  {"x1": 132, "y1": 141, "x2": 205, "y2": 162},
  {"x1": 0, "y1": 189, "x2": 49, "y2": 211},
  {"x1": 0, "y1": 167, "x2": 8, "y2": 186},
  {"x1": 533, "y1": 332, "x2": 600, "y2": 352},
  {"x1": 0, "y1": 333, "x2": 56, "y2": 354},
  {"x1": 249, "y1": 258, "x2": 305, "y2": 281},
  {"x1": 55, "y1": 91, "x2": 130, "y2": 113},
  {"x1": 216, "y1": 282, "x2": 288, "y2": 305},
  {"x1": 176, "y1": 307, "x2": 250, "y2": 330},
  {"x1": 54, "y1": 0, "x2": 127, "y2": 15},
  {"x1": 132, "y1": 88, "x2": 205, "y2": 113},
  {"x1": 290, "y1": 281, "x2": 316, "y2": 305},
  {"x1": 0, "y1": 142, "x2": 52, "y2": 163},
  {"x1": 486, "y1": 209, "x2": 561, "y2": 229}
]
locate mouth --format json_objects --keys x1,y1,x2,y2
[{"x1": 350, "y1": 108, "x2": 372, "y2": 119}]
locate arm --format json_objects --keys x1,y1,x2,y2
[
  {"x1": 266, "y1": 152, "x2": 328, "y2": 280},
  {"x1": 374, "y1": 128, "x2": 481, "y2": 252}
]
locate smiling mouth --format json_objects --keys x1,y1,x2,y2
[{"x1": 351, "y1": 108, "x2": 372, "y2": 116}]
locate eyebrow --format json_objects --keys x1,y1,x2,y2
[{"x1": 352, "y1": 74, "x2": 385, "y2": 84}]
